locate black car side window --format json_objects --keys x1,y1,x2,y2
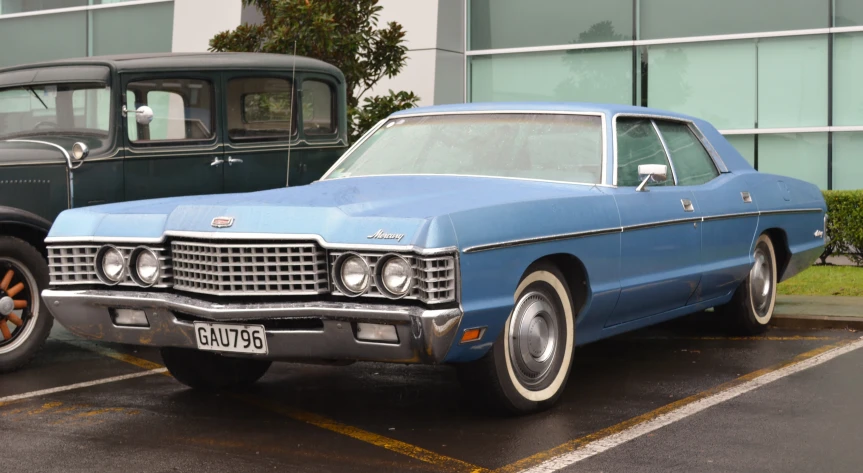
[
  {"x1": 302, "y1": 80, "x2": 335, "y2": 135},
  {"x1": 126, "y1": 78, "x2": 215, "y2": 142},
  {"x1": 227, "y1": 77, "x2": 295, "y2": 141},
  {"x1": 655, "y1": 120, "x2": 720, "y2": 186},
  {"x1": 615, "y1": 118, "x2": 673, "y2": 187}
]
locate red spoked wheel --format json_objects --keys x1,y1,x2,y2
[{"x1": 0, "y1": 262, "x2": 35, "y2": 347}]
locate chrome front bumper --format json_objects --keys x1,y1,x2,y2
[{"x1": 42, "y1": 289, "x2": 463, "y2": 364}]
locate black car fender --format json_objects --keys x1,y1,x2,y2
[{"x1": 0, "y1": 205, "x2": 52, "y2": 256}]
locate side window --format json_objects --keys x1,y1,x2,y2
[
  {"x1": 227, "y1": 77, "x2": 294, "y2": 140},
  {"x1": 655, "y1": 121, "x2": 720, "y2": 186},
  {"x1": 615, "y1": 118, "x2": 673, "y2": 187},
  {"x1": 126, "y1": 78, "x2": 214, "y2": 142},
  {"x1": 302, "y1": 80, "x2": 335, "y2": 135}
]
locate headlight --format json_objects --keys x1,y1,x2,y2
[
  {"x1": 337, "y1": 254, "x2": 370, "y2": 295},
  {"x1": 97, "y1": 246, "x2": 125, "y2": 284},
  {"x1": 379, "y1": 255, "x2": 412, "y2": 297},
  {"x1": 132, "y1": 247, "x2": 160, "y2": 286}
]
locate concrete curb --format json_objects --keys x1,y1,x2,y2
[{"x1": 772, "y1": 314, "x2": 863, "y2": 331}]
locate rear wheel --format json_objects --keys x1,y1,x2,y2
[
  {"x1": 457, "y1": 263, "x2": 575, "y2": 415},
  {"x1": 161, "y1": 347, "x2": 272, "y2": 390},
  {"x1": 0, "y1": 237, "x2": 51, "y2": 373},
  {"x1": 717, "y1": 234, "x2": 777, "y2": 335}
]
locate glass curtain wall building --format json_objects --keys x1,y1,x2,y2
[
  {"x1": 467, "y1": 0, "x2": 863, "y2": 190},
  {"x1": 0, "y1": 0, "x2": 174, "y2": 68}
]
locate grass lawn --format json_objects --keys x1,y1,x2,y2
[{"x1": 778, "y1": 265, "x2": 863, "y2": 296}]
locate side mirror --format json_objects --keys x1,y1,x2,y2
[
  {"x1": 122, "y1": 105, "x2": 155, "y2": 125},
  {"x1": 636, "y1": 164, "x2": 668, "y2": 192}
]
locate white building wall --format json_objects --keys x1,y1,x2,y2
[
  {"x1": 171, "y1": 0, "x2": 243, "y2": 53},
  {"x1": 370, "y1": 0, "x2": 465, "y2": 106}
]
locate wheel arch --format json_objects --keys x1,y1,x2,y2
[
  {"x1": 761, "y1": 228, "x2": 791, "y2": 281},
  {"x1": 0, "y1": 206, "x2": 52, "y2": 258},
  {"x1": 522, "y1": 253, "x2": 590, "y2": 318}
]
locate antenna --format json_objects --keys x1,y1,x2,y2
[{"x1": 286, "y1": 41, "x2": 297, "y2": 188}]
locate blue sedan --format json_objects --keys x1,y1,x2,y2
[{"x1": 41, "y1": 103, "x2": 826, "y2": 414}]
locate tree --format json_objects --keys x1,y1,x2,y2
[{"x1": 210, "y1": 0, "x2": 419, "y2": 142}]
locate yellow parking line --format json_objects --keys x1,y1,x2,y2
[
  {"x1": 493, "y1": 338, "x2": 857, "y2": 473},
  {"x1": 68, "y1": 341, "x2": 488, "y2": 473}
]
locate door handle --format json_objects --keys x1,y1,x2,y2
[
  {"x1": 681, "y1": 199, "x2": 694, "y2": 212},
  {"x1": 227, "y1": 156, "x2": 243, "y2": 166},
  {"x1": 210, "y1": 157, "x2": 224, "y2": 166}
]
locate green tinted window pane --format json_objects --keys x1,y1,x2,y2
[
  {"x1": 90, "y1": 2, "x2": 174, "y2": 56},
  {"x1": 832, "y1": 133, "x2": 863, "y2": 190},
  {"x1": 0, "y1": 11, "x2": 86, "y2": 68},
  {"x1": 640, "y1": 0, "x2": 827, "y2": 40},
  {"x1": 725, "y1": 135, "x2": 755, "y2": 167},
  {"x1": 616, "y1": 118, "x2": 672, "y2": 187},
  {"x1": 836, "y1": 0, "x2": 863, "y2": 26},
  {"x1": 0, "y1": 0, "x2": 137, "y2": 14},
  {"x1": 656, "y1": 121, "x2": 718, "y2": 186},
  {"x1": 757, "y1": 36, "x2": 827, "y2": 128},
  {"x1": 758, "y1": 133, "x2": 827, "y2": 190},
  {"x1": 469, "y1": 0, "x2": 632, "y2": 50},
  {"x1": 470, "y1": 49, "x2": 632, "y2": 104},
  {"x1": 303, "y1": 80, "x2": 334, "y2": 135},
  {"x1": 647, "y1": 41, "x2": 756, "y2": 130},
  {"x1": 126, "y1": 90, "x2": 137, "y2": 141},
  {"x1": 834, "y1": 33, "x2": 863, "y2": 126}
]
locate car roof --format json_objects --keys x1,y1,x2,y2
[
  {"x1": 391, "y1": 102, "x2": 698, "y2": 121},
  {"x1": 0, "y1": 52, "x2": 343, "y2": 81}
]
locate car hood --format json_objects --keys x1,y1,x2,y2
[
  {"x1": 0, "y1": 135, "x2": 108, "y2": 165},
  {"x1": 48, "y1": 175, "x2": 607, "y2": 250}
]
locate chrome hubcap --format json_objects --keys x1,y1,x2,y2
[
  {"x1": 749, "y1": 247, "x2": 773, "y2": 318},
  {"x1": 0, "y1": 296, "x2": 13, "y2": 316},
  {"x1": 509, "y1": 291, "x2": 560, "y2": 387}
]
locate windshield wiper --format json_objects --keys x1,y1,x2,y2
[{"x1": 27, "y1": 87, "x2": 48, "y2": 110}]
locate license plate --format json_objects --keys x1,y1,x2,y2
[{"x1": 194, "y1": 322, "x2": 268, "y2": 355}]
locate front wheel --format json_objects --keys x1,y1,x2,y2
[
  {"x1": 717, "y1": 234, "x2": 778, "y2": 335},
  {"x1": 457, "y1": 263, "x2": 576, "y2": 415},
  {"x1": 161, "y1": 347, "x2": 272, "y2": 390},
  {"x1": 0, "y1": 237, "x2": 52, "y2": 373}
]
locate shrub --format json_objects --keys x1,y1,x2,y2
[{"x1": 821, "y1": 190, "x2": 863, "y2": 265}]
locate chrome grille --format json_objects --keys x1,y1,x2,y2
[
  {"x1": 171, "y1": 241, "x2": 328, "y2": 296},
  {"x1": 48, "y1": 245, "x2": 171, "y2": 287},
  {"x1": 48, "y1": 245, "x2": 99, "y2": 285},
  {"x1": 329, "y1": 252, "x2": 457, "y2": 304}
]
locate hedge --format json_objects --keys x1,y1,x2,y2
[{"x1": 821, "y1": 190, "x2": 863, "y2": 265}]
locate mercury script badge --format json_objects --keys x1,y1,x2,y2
[
  {"x1": 211, "y1": 216, "x2": 234, "y2": 228},
  {"x1": 367, "y1": 229, "x2": 404, "y2": 242}
]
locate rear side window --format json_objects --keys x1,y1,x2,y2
[
  {"x1": 615, "y1": 118, "x2": 673, "y2": 187},
  {"x1": 227, "y1": 77, "x2": 294, "y2": 140},
  {"x1": 655, "y1": 121, "x2": 719, "y2": 186},
  {"x1": 126, "y1": 78, "x2": 214, "y2": 142},
  {"x1": 302, "y1": 80, "x2": 335, "y2": 135}
]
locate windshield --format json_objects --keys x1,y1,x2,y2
[
  {"x1": 0, "y1": 83, "x2": 111, "y2": 140},
  {"x1": 326, "y1": 113, "x2": 604, "y2": 184}
]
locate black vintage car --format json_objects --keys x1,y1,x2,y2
[{"x1": 0, "y1": 52, "x2": 349, "y2": 371}]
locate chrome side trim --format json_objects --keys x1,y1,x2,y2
[
  {"x1": 463, "y1": 227, "x2": 622, "y2": 253},
  {"x1": 463, "y1": 208, "x2": 823, "y2": 254},
  {"x1": 319, "y1": 111, "x2": 608, "y2": 186}
]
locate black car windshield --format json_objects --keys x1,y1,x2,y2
[
  {"x1": 326, "y1": 113, "x2": 603, "y2": 184},
  {"x1": 0, "y1": 83, "x2": 111, "y2": 139}
]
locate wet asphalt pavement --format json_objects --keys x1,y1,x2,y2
[{"x1": 2, "y1": 314, "x2": 862, "y2": 473}]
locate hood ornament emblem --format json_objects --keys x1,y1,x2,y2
[
  {"x1": 367, "y1": 229, "x2": 405, "y2": 242},
  {"x1": 211, "y1": 216, "x2": 234, "y2": 228}
]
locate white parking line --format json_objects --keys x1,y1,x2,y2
[
  {"x1": 0, "y1": 368, "x2": 167, "y2": 404},
  {"x1": 521, "y1": 336, "x2": 863, "y2": 473}
]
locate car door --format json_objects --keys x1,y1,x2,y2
[
  {"x1": 122, "y1": 73, "x2": 224, "y2": 200},
  {"x1": 220, "y1": 72, "x2": 294, "y2": 194},
  {"x1": 654, "y1": 120, "x2": 759, "y2": 303},
  {"x1": 604, "y1": 117, "x2": 702, "y2": 327}
]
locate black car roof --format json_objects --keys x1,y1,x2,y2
[{"x1": 0, "y1": 52, "x2": 344, "y2": 81}]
